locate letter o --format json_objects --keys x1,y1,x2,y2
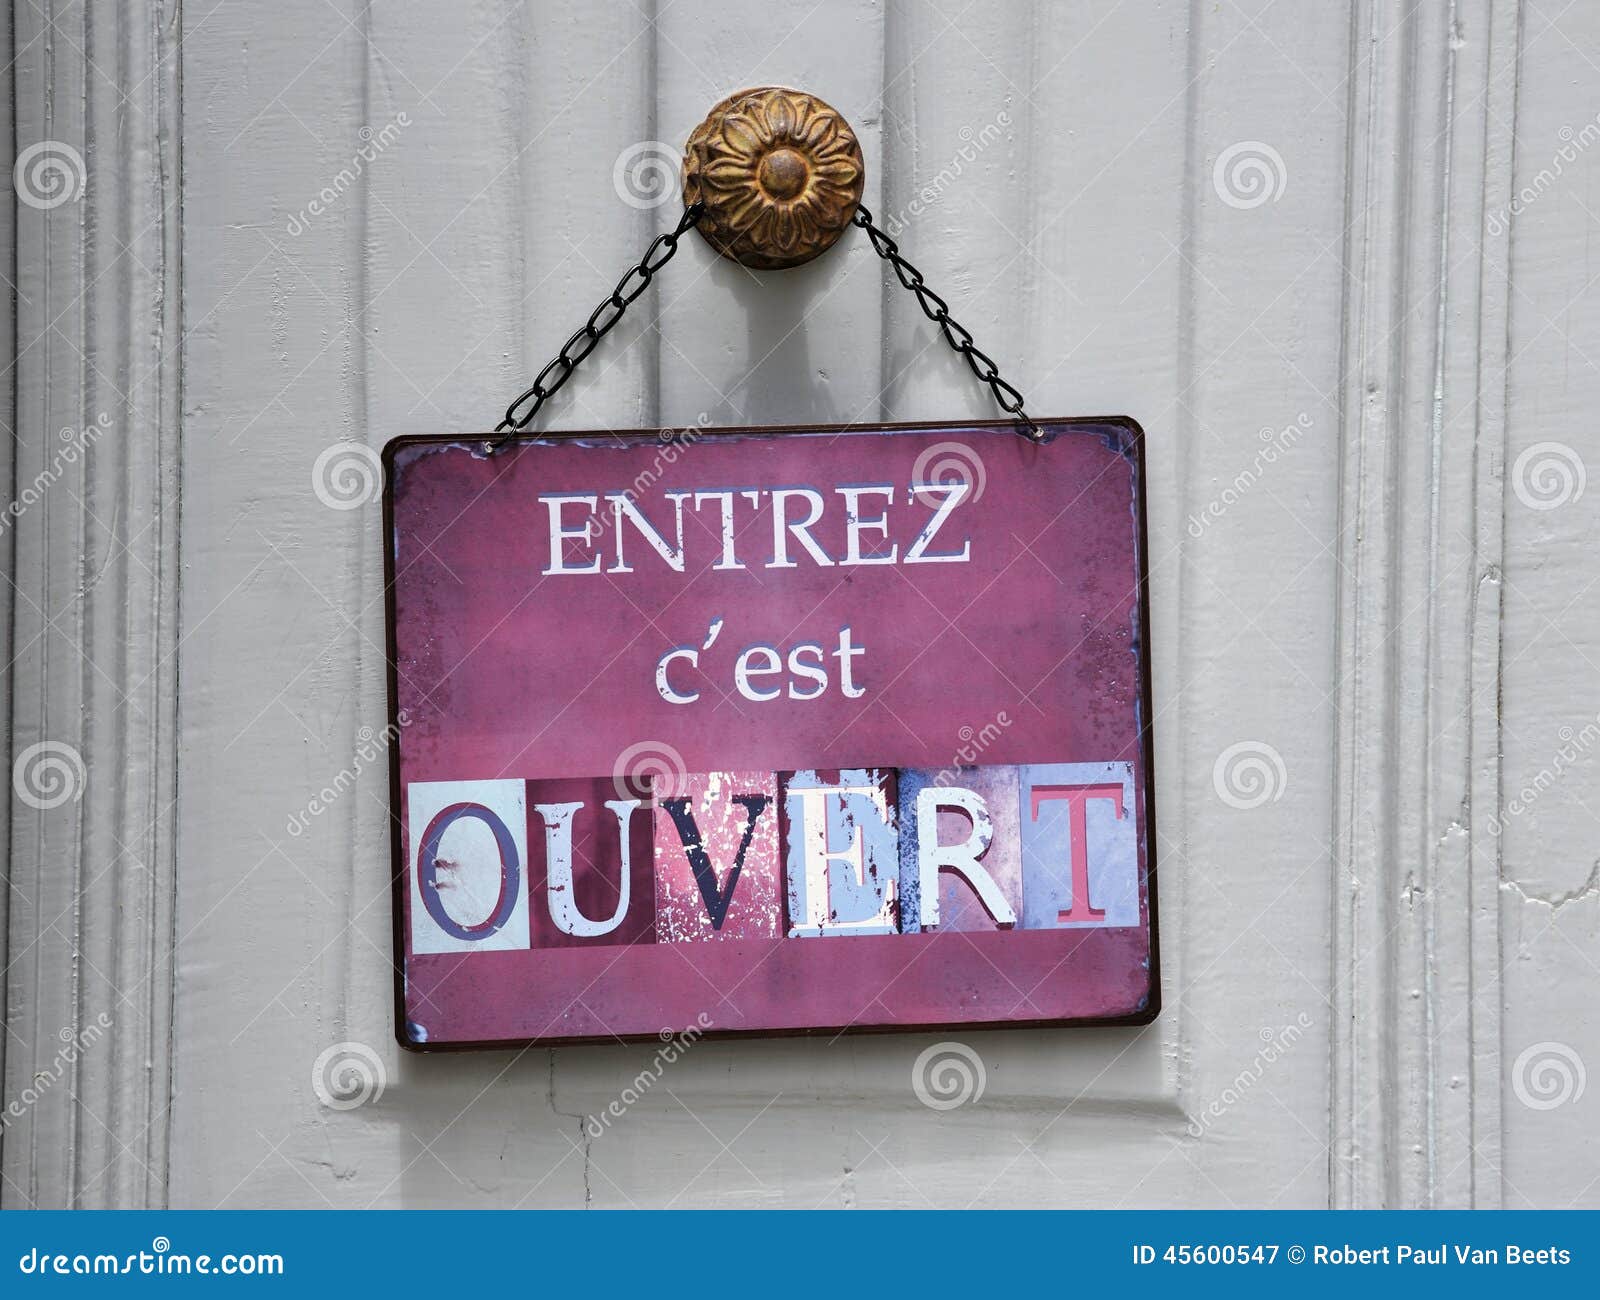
[{"x1": 418, "y1": 802, "x2": 520, "y2": 941}]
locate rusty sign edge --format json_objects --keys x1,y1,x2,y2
[{"x1": 380, "y1": 416, "x2": 1160, "y2": 1052}]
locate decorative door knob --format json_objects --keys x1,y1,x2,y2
[{"x1": 682, "y1": 86, "x2": 865, "y2": 270}]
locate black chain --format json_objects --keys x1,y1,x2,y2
[
  {"x1": 488, "y1": 197, "x2": 1043, "y2": 448},
  {"x1": 486, "y1": 202, "x2": 705, "y2": 451},
  {"x1": 852, "y1": 203, "x2": 1043, "y2": 441}
]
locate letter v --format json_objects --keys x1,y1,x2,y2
[{"x1": 660, "y1": 794, "x2": 771, "y2": 930}]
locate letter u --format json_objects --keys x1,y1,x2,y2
[{"x1": 535, "y1": 800, "x2": 640, "y2": 937}]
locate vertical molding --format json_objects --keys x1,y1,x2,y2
[
  {"x1": 1330, "y1": 0, "x2": 1515, "y2": 1208},
  {"x1": 0, "y1": 0, "x2": 19, "y2": 1210},
  {"x1": 3, "y1": 0, "x2": 180, "y2": 1208},
  {"x1": 1465, "y1": 0, "x2": 1521, "y2": 1211}
]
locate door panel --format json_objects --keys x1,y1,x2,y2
[
  {"x1": 92, "y1": 0, "x2": 1553, "y2": 1209},
  {"x1": 1498, "y1": 0, "x2": 1600, "y2": 1208}
]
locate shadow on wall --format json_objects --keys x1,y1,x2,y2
[
  {"x1": 714, "y1": 248, "x2": 853, "y2": 426},
  {"x1": 376, "y1": 1023, "x2": 1171, "y2": 1208}
]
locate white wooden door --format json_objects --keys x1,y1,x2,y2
[{"x1": 4, "y1": 0, "x2": 1596, "y2": 1209}]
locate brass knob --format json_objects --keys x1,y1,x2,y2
[{"x1": 683, "y1": 86, "x2": 865, "y2": 270}]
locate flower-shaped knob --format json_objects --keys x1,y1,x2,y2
[{"x1": 683, "y1": 87, "x2": 865, "y2": 270}]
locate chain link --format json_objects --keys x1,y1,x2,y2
[
  {"x1": 485, "y1": 202, "x2": 705, "y2": 452},
  {"x1": 488, "y1": 198, "x2": 1043, "y2": 448},
  {"x1": 851, "y1": 204, "x2": 1043, "y2": 441}
]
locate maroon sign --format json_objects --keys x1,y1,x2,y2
[{"x1": 384, "y1": 419, "x2": 1157, "y2": 1048}]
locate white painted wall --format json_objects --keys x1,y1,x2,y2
[{"x1": 3, "y1": 0, "x2": 1596, "y2": 1209}]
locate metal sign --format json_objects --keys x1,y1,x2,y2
[{"x1": 384, "y1": 419, "x2": 1157, "y2": 1048}]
